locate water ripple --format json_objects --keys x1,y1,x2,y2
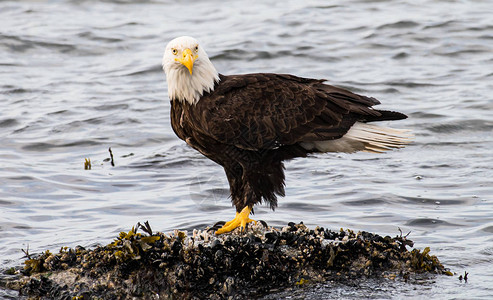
[{"x1": 1, "y1": 0, "x2": 492, "y2": 298}]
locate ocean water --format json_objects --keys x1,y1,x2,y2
[{"x1": 1, "y1": 0, "x2": 492, "y2": 298}]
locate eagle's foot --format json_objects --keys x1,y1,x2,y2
[{"x1": 215, "y1": 206, "x2": 256, "y2": 235}]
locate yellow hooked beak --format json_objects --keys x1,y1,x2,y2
[{"x1": 175, "y1": 48, "x2": 197, "y2": 75}]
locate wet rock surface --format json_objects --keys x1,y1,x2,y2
[{"x1": 2, "y1": 222, "x2": 451, "y2": 299}]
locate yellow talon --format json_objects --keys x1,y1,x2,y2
[
  {"x1": 215, "y1": 206, "x2": 256, "y2": 235},
  {"x1": 222, "y1": 212, "x2": 239, "y2": 227}
]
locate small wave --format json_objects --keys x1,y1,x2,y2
[
  {"x1": 377, "y1": 20, "x2": 420, "y2": 30},
  {"x1": 0, "y1": 34, "x2": 77, "y2": 53},
  {"x1": 128, "y1": 156, "x2": 196, "y2": 170},
  {"x1": 405, "y1": 218, "x2": 457, "y2": 227},
  {"x1": 386, "y1": 81, "x2": 440, "y2": 88},
  {"x1": 480, "y1": 226, "x2": 493, "y2": 234},
  {"x1": 0, "y1": 63, "x2": 18, "y2": 67},
  {"x1": 401, "y1": 195, "x2": 476, "y2": 206},
  {"x1": 282, "y1": 202, "x2": 331, "y2": 212},
  {"x1": 423, "y1": 20, "x2": 458, "y2": 30},
  {"x1": 210, "y1": 49, "x2": 330, "y2": 62},
  {"x1": 467, "y1": 25, "x2": 493, "y2": 32},
  {"x1": 426, "y1": 119, "x2": 493, "y2": 133},
  {"x1": 93, "y1": 103, "x2": 129, "y2": 111},
  {"x1": 432, "y1": 48, "x2": 489, "y2": 57},
  {"x1": 409, "y1": 112, "x2": 446, "y2": 119},
  {"x1": 122, "y1": 65, "x2": 162, "y2": 77},
  {"x1": 0, "y1": 86, "x2": 38, "y2": 94},
  {"x1": 47, "y1": 110, "x2": 73, "y2": 116},
  {"x1": 343, "y1": 198, "x2": 385, "y2": 206},
  {"x1": 0, "y1": 118, "x2": 19, "y2": 128},
  {"x1": 21, "y1": 140, "x2": 102, "y2": 151},
  {"x1": 77, "y1": 31, "x2": 124, "y2": 43},
  {"x1": 339, "y1": 80, "x2": 440, "y2": 89},
  {"x1": 7, "y1": 175, "x2": 35, "y2": 181},
  {"x1": 0, "y1": 200, "x2": 14, "y2": 205},
  {"x1": 311, "y1": 5, "x2": 340, "y2": 9},
  {"x1": 392, "y1": 52, "x2": 409, "y2": 59},
  {"x1": 93, "y1": 21, "x2": 142, "y2": 30},
  {"x1": 210, "y1": 49, "x2": 257, "y2": 61}
]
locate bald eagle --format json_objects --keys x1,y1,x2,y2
[{"x1": 162, "y1": 36, "x2": 411, "y2": 234}]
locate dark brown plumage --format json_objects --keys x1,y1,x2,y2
[{"x1": 170, "y1": 73, "x2": 407, "y2": 212}]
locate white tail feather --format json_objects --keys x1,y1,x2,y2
[{"x1": 300, "y1": 122, "x2": 413, "y2": 153}]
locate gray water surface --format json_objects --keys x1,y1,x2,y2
[{"x1": 1, "y1": 0, "x2": 492, "y2": 298}]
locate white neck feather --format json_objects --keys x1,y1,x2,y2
[{"x1": 164, "y1": 55, "x2": 219, "y2": 105}]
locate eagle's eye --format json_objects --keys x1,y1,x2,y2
[
  {"x1": 172, "y1": 48, "x2": 178, "y2": 55},
  {"x1": 194, "y1": 46, "x2": 199, "y2": 53}
]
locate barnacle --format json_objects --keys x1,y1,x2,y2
[{"x1": 8, "y1": 222, "x2": 451, "y2": 299}]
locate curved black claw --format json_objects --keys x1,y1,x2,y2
[
  {"x1": 208, "y1": 221, "x2": 226, "y2": 233},
  {"x1": 259, "y1": 220, "x2": 269, "y2": 228},
  {"x1": 213, "y1": 221, "x2": 226, "y2": 227}
]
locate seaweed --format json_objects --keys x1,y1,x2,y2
[
  {"x1": 83, "y1": 158, "x2": 91, "y2": 170},
  {"x1": 4, "y1": 222, "x2": 452, "y2": 299},
  {"x1": 108, "y1": 147, "x2": 115, "y2": 166}
]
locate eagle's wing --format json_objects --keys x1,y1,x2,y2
[{"x1": 192, "y1": 73, "x2": 394, "y2": 150}]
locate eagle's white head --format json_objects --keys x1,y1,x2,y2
[{"x1": 162, "y1": 36, "x2": 219, "y2": 105}]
